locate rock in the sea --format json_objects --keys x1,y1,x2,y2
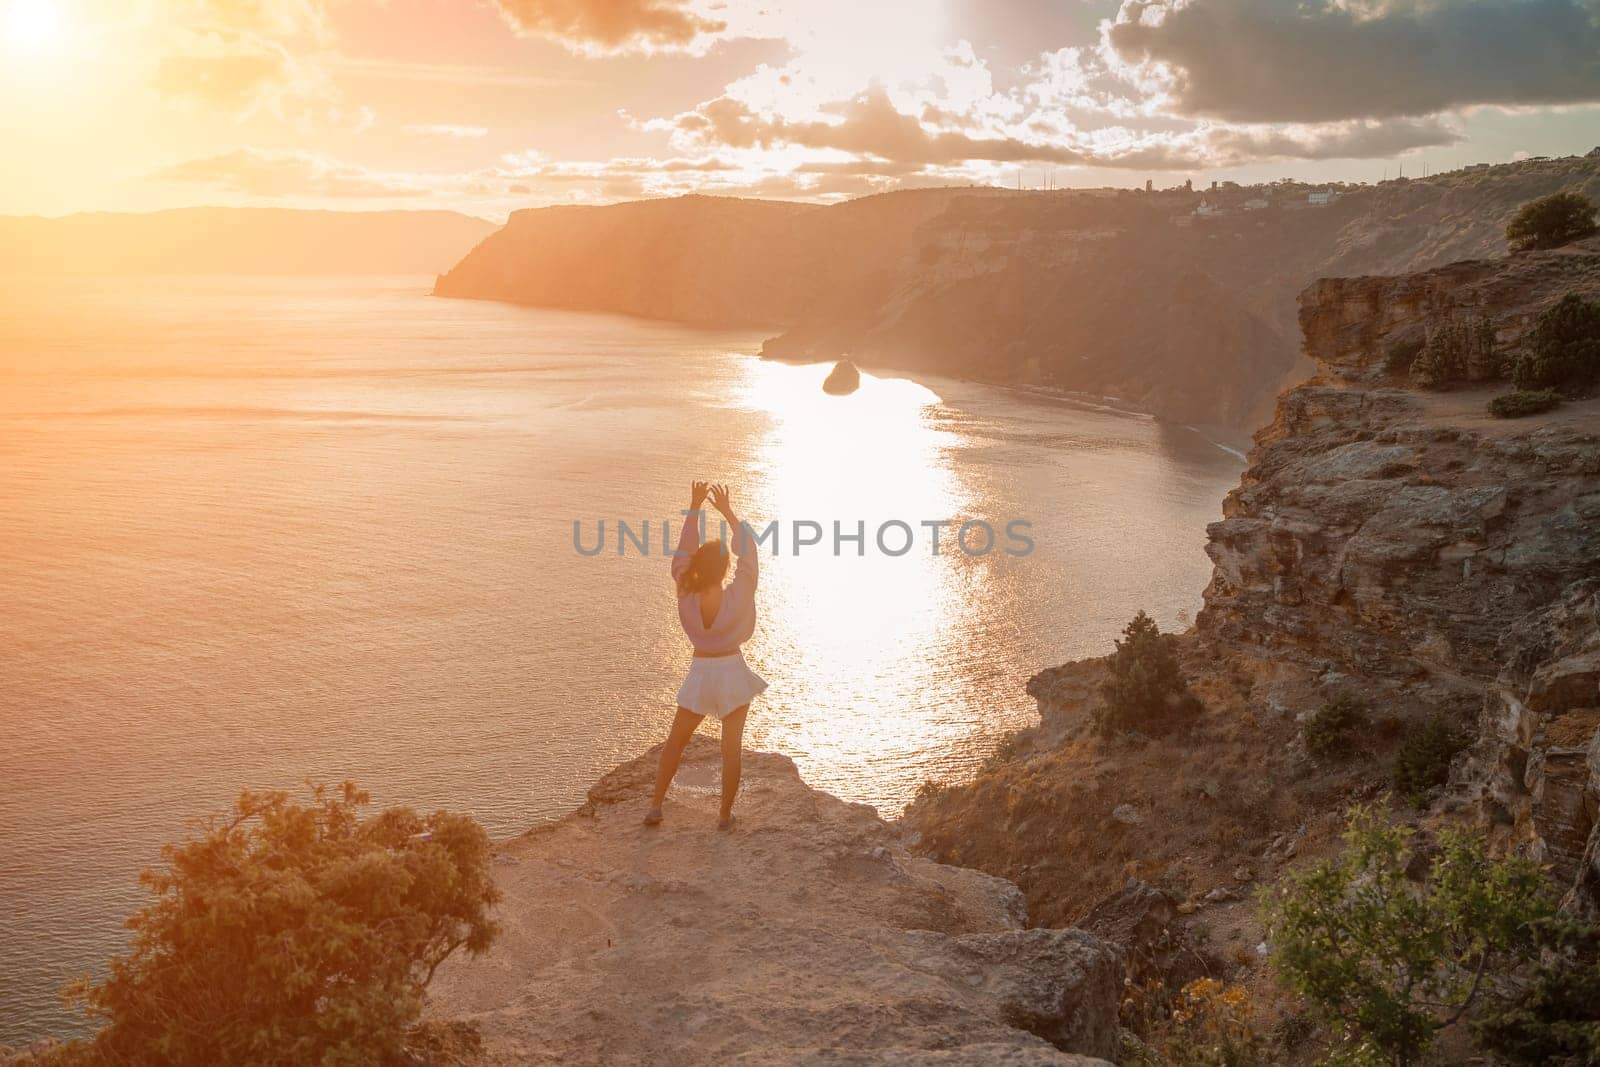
[
  {"x1": 427, "y1": 737, "x2": 1120, "y2": 1065},
  {"x1": 822, "y1": 359, "x2": 861, "y2": 395}
]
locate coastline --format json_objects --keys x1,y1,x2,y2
[
  {"x1": 754, "y1": 348, "x2": 1255, "y2": 457},
  {"x1": 426, "y1": 285, "x2": 1259, "y2": 455}
]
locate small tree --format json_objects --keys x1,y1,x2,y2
[
  {"x1": 1392, "y1": 717, "x2": 1467, "y2": 806},
  {"x1": 1262, "y1": 807, "x2": 1553, "y2": 1067},
  {"x1": 1511, "y1": 293, "x2": 1600, "y2": 397},
  {"x1": 1505, "y1": 191, "x2": 1598, "y2": 253},
  {"x1": 1096, "y1": 610, "x2": 1202, "y2": 735},
  {"x1": 1304, "y1": 692, "x2": 1369, "y2": 760},
  {"x1": 1474, "y1": 916, "x2": 1600, "y2": 1065},
  {"x1": 1410, "y1": 316, "x2": 1497, "y2": 389},
  {"x1": 54, "y1": 782, "x2": 501, "y2": 1066}
]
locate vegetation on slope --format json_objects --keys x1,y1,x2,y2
[
  {"x1": 1506, "y1": 191, "x2": 1598, "y2": 253},
  {"x1": 1511, "y1": 292, "x2": 1600, "y2": 396},
  {"x1": 1096, "y1": 610, "x2": 1203, "y2": 737},
  {"x1": 1263, "y1": 809, "x2": 1557, "y2": 1067},
  {"x1": 11, "y1": 783, "x2": 500, "y2": 1067}
]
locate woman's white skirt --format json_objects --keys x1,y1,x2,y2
[{"x1": 677, "y1": 651, "x2": 767, "y2": 719}]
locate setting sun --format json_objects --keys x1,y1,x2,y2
[{"x1": 4, "y1": 0, "x2": 67, "y2": 57}]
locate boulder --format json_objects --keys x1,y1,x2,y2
[{"x1": 1528, "y1": 650, "x2": 1600, "y2": 713}]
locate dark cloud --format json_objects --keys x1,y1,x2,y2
[
  {"x1": 1206, "y1": 115, "x2": 1463, "y2": 161},
  {"x1": 664, "y1": 86, "x2": 1463, "y2": 169},
  {"x1": 1105, "y1": 0, "x2": 1600, "y2": 122},
  {"x1": 491, "y1": 0, "x2": 726, "y2": 54}
]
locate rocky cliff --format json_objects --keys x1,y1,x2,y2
[
  {"x1": 426, "y1": 737, "x2": 1122, "y2": 1066},
  {"x1": 903, "y1": 236, "x2": 1600, "y2": 983},
  {"x1": 432, "y1": 189, "x2": 997, "y2": 327},
  {"x1": 1201, "y1": 237, "x2": 1600, "y2": 720},
  {"x1": 1197, "y1": 235, "x2": 1600, "y2": 915},
  {"x1": 435, "y1": 153, "x2": 1600, "y2": 441}
]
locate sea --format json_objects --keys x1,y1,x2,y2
[{"x1": 0, "y1": 274, "x2": 1243, "y2": 1043}]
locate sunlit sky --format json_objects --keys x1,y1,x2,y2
[{"x1": 4, "y1": 0, "x2": 1599, "y2": 219}]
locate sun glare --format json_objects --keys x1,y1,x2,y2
[{"x1": 5, "y1": 0, "x2": 67, "y2": 58}]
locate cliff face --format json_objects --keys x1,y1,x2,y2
[
  {"x1": 903, "y1": 236, "x2": 1600, "y2": 966},
  {"x1": 436, "y1": 154, "x2": 1600, "y2": 441},
  {"x1": 1196, "y1": 238, "x2": 1600, "y2": 912},
  {"x1": 432, "y1": 189, "x2": 997, "y2": 327},
  {"x1": 427, "y1": 737, "x2": 1121, "y2": 1066},
  {"x1": 1200, "y1": 238, "x2": 1600, "y2": 719}
]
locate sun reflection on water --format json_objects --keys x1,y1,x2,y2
[{"x1": 722, "y1": 360, "x2": 988, "y2": 802}]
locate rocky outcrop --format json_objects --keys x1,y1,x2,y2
[
  {"x1": 427, "y1": 737, "x2": 1120, "y2": 1066},
  {"x1": 1197, "y1": 237, "x2": 1600, "y2": 909},
  {"x1": 1471, "y1": 580, "x2": 1600, "y2": 914},
  {"x1": 1198, "y1": 237, "x2": 1600, "y2": 725},
  {"x1": 905, "y1": 234, "x2": 1600, "y2": 950}
]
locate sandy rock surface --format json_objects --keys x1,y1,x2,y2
[{"x1": 427, "y1": 737, "x2": 1119, "y2": 1066}]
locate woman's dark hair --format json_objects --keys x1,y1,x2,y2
[{"x1": 676, "y1": 540, "x2": 729, "y2": 597}]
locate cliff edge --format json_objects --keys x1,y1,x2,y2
[
  {"x1": 426, "y1": 737, "x2": 1121, "y2": 1066},
  {"x1": 904, "y1": 237, "x2": 1600, "y2": 963}
]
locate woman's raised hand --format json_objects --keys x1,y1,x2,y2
[
  {"x1": 708, "y1": 483, "x2": 735, "y2": 521},
  {"x1": 690, "y1": 480, "x2": 710, "y2": 510}
]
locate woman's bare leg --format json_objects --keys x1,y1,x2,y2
[
  {"x1": 648, "y1": 707, "x2": 704, "y2": 816},
  {"x1": 718, "y1": 705, "x2": 749, "y2": 825}
]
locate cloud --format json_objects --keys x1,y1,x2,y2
[
  {"x1": 151, "y1": 148, "x2": 429, "y2": 198},
  {"x1": 490, "y1": 0, "x2": 728, "y2": 55},
  {"x1": 126, "y1": 0, "x2": 370, "y2": 126},
  {"x1": 656, "y1": 85, "x2": 1461, "y2": 170},
  {"x1": 405, "y1": 124, "x2": 491, "y2": 138},
  {"x1": 1103, "y1": 0, "x2": 1600, "y2": 123},
  {"x1": 143, "y1": 141, "x2": 976, "y2": 211},
  {"x1": 1201, "y1": 115, "x2": 1462, "y2": 161},
  {"x1": 151, "y1": 42, "x2": 303, "y2": 111}
]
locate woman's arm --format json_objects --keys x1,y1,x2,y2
[
  {"x1": 671, "y1": 481, "x2": 710, "y2": 581},
  {"x1": 709, "y1": 484, "x2": 757, "y2": 590}
]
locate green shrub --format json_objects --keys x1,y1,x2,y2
[
  {"x1": 1506, "y1": 191, "x2": 1598, "y2": 253},
  {"x1": 1473, "y1": 917, "x2": 1600, "y2": 1065},
  {"x1": 1511, "y1": 294, "x2": 1600, "y2": 397},
  {"x1": 1392, "y1": 717, "x2": 1467, "y2": 806},
  {"x1": 1410, "y1": 316, "x2": 1498, "y2": 389},
  {"x1": 1095, "y1": 610, "x2": 1202, "y2": 736},
  {"x1": 50, "y1": 782, "x2": 501, "y2": 1067},
  {"x1": 1304, "y1": 693, "x2": 1368, "y2": 760},
  {"x1": 1261, "y1": 808, "x2": 1554, "y2": 1066},
  {"x1": 1488, "y1": 388, "x2": 1563, "y2": 418}
]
